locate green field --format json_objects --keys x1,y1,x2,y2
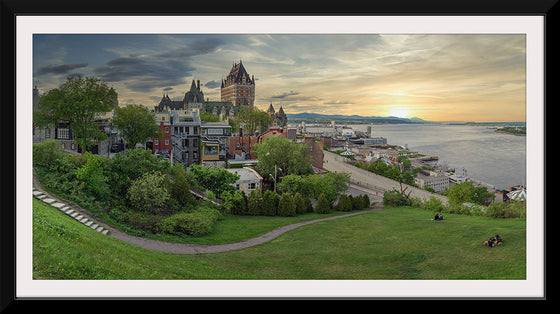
[{"x1": 33, "y1": 198, "x2": 526, "y2": 280}]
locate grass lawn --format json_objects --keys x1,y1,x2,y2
[{"x1": 33, "y1": 198, "x2": 525, "y2": 280}]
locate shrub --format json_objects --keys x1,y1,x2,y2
[
  {"x1": 293, "y1": 192, "x2": 307, "y2": 215},
  {"x1": 261, "y1": 190, "x2": 279, "y2": 216},
  {"x1": 127, "y1": 171, "x2": 171, "y2": 213},
  {"x1": 157, "y1": 208, "x2": 222, "y2": 236},
  {"x1": 335, "y1": 194, "x2": 352, "y2": 212},
  {"x1": 230, "y1": 191, "x2": 247, "y2": 215},
  {"x1": 383, "y1": 190, "x2": 409, "y2": 206},
  {"x1": 75, "y1": 152, "x2": 110, "y2": 200},
  {"x1": 362, "y1": 194, "x2": 371, "y2": 208},
  {"x1": 314, "y1": 193, "x2": 331, "y2": 214},
  {"x1": 172, "y1": 170, "x2": 196, "y2": 209},
  {"x1": 33, "y1": 140, "x2": 64, "y2": 170},
  {"x1": 248, "y1": 190, "x2": 262, "y2": 216},
  {"x1": 424, "y1": 196, "x2": 445, "y2": 213},
  {"x1": 277, "y1": 192, "x2": 295, "y2": 217},
  {"x1": 351, "y1": 195, "x2": 364, "y2": 210}
]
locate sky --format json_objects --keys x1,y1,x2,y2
[{"x1": 33, "y1": 33, "x2": 526, "y2": 122}]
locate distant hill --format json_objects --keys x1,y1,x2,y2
[{"x1": 286, "y1": 112, "x2": 427, "y2": 124}]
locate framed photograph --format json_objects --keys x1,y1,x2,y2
[{"x1": 5, "y1": 0, "x2": 552, "y2": 304}]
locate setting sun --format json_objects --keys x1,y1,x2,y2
[{"x1": 388, "y1": 107, "x2": 410, "y2": 119}]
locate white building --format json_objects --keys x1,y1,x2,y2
[{"x1": 226, "y1": 167, "x2": 263, "y2": 195}]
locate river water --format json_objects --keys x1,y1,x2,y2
[{"x1": 349, "y1": 124, "x2": 526, "y2": 190}]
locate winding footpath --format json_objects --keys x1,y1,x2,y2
[{"x1": 33, "y1": 175, "x2": 383, "y2": 255}]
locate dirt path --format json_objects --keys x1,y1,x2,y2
[{"x1": 33, "y1": 173, "x2": 383, "y2": 255}]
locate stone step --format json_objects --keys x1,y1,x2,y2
[
  {"x1": 36, "y1": 194, "x2": 46, "y2": 199},
  {"x1": 85, "y1": 221, "x2": 93, "y2": 227},
  {"x1": 75, "y1": 215, "x2": 84, "y2": 221},
  {"x1": 64, "y1": 208, "x2": 74, "y2": 215},
  {"x1": 52, "y1": 202, "x2": 65, "y2": 209},
  {"x1": 90, "y1": 223, "x2": 98, "y2": 230},
  {"x1": 80, "y1": 218, "x2": 89, "y2": 224},
  {"x1": 101, "y1": 229, "x2": 109, "y2": 235},
  {"x1": 42, "y1": 198, "x2": 56, "y2": 204},
  {"x1": 95, "y1": 226, "x2": 104, "y2": 232},
  {"x1": 32, "y1": 191, "x2": 43, "y2": 196},
  {"x1": 70, "y1": 212, "x2": 79, "y2": 218}
]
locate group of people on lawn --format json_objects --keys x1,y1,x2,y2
[{"x1": 431, "y1": 213, "x2": 504, "y2": 248}]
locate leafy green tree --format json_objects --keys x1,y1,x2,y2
[
  {"x1": 446, "y1": 182, "x2": 476, "y2": 207},
  {"x1": 112, "y1": 104, "x2": 160, "y2": 150},
  {"x1": 254, "y1": 136, "x2": 313, "y2": 184},
  {"x1": 277, "y1": 172, "x2": 349, "y2": 206},
  {"x1": 236, "y1": 106, "x2": 272, "y2": 136},
  {"x1": 200, "y1": 111, "x2": 220, "y2": 122},
  {"x1": 127, "y1": 171, "x2": 171, "y2": 213},
  {"x1": 277, "y1": 192, "x2": 296, "y2": 217},
  {"x1": 34, "y1": 76, "x2": 118, "y2": 153},
  {"x1": 189, "y1": 164, "x2": 240, "y2": 196},
  {"x1": 314, "y1": 193, "x2": 331, "y2": 214}
]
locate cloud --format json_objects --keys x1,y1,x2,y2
[
  {"x1": 37, "y1": 63, "x2": 88, "y2": 75},
  {"x1": 92, "y1": 37, "x2": 225, "y2": 92},
  {"x1": 204, "y1": 80, "x2": 221, "y2": 89},
  {"x1": 270, "y1": 90, "x2": 299, "y2": 99}
]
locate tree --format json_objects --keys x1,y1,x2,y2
[
  {"x1": 236, "y1": 106, "x2": 272, "y2": 136},
  {"x1": 277, "y1": 192, "x2": 296, "y2": 217},
  {"x1": 189, "y1": 164, "x2": 240, "y2": 196},
  {"x1": 112, "y1": 104, "x2": 160, "y2": 150},
  {"x1": 446, "y1": 182, "x2": 476, "y2": 207},
  {"x1": 231, "y1": 191, "x2": 248, "y2": 215},
  {"x1": 277, "y1": 172, "x2": 349, "y2": 206},
  {"x1": 248, "y1": 190, "x2": 262, "y2": 216},
  {"x1": 314, "y1": 193, "x2": 331, "y2": 214},
  {"x1": 293, "y1": 192, "x2": 307, "y2": 215},
  {"x1": 254, "y1": 136, "x2": 313, "y2": 184},
  {"x1": 172, "y1": 170, "x2": 196, "y2": 208},
  {"x1": 261, "y1": 190, "x2": 279, "y2": 216},
  {"x1": 335, "y1": 194, "x2": 352, "y2": 212},
  {"x1": 34, "y1": 76, "x2": 118, "y2": 153}
]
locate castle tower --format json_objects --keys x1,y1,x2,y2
[{"x1": 221, "y1": 60, "x2": 255, "y2": 107}]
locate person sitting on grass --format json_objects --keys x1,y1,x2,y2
[{"x1": 434, "y1": 213, "x2": 444, "y2": 221}]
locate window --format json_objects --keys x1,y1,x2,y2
[
  {"x1": 46, "y1": 128, "x2": 50, "y2": 138},
  {"x1": 57, "y1": 128, "x2": 70, "y2": 139},
  {"x1": 248, "y1": 183, "x2": 256, "y2": 190},
  {"x1": 235, "y1": 184, "x2": 240, "y2": 190},
  {"x1": 165, "y1": 139, "x2": 169, "y2": 145},
  {"x1": 192, "y1": 138, "x2": 198, "y2": 147},
  {"x1": 165, "y1": 127, "x2": 169, "y2": 133},
  {"x1": 154, "y1": 139, "x2": 159, "y2": 145}
]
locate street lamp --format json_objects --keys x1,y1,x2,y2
[{"x1": 269, "y1": 165, "x2": 282, "y2": 192}]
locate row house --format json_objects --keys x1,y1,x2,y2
[{"x1": 200, "y1": 121, "x2": 232, "y2": 167}]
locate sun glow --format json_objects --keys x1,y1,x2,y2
[{"x1": 388, "y1": 107, "x2": 410, "y2": 119}]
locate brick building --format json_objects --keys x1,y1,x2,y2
[{"x1": 221, "y1": 60, "x2": 255, "y2": 107}]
